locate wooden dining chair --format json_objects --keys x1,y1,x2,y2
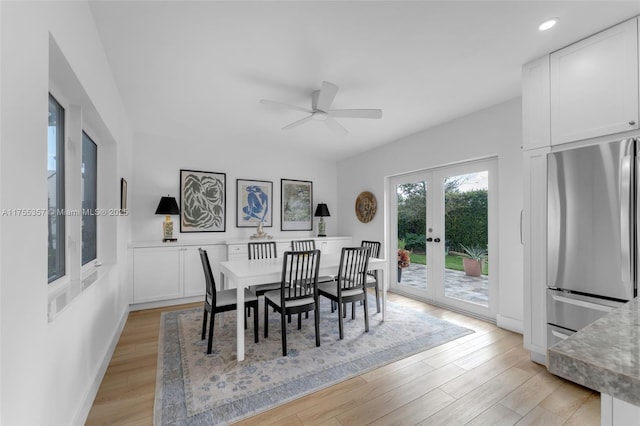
[
  {"x1": 291, "y1": 240, "x2": 335, "y2": 283},
  {"x1": 247, "y1": 241, "x2": 281, "y2": 296},
  {"x1": 263, "y1": 249, "x2": 321, "y2": 356},
  {"x1": 318, "y1": 246, "x2": 370, "y2": 339},
  {"x1": 361, "y1": 240, "x2": 382, "y2": 313},
  {"x1": 199, "y1": 248, "x2": 259, "y2": 355}
]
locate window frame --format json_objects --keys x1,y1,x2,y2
[
  {"x1": 81, "y1": 130, "x2": 98, "y2": 267},
  {"x1": 48, "y1": 94, "x2": 66, "y2": 284}
]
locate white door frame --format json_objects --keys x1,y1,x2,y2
[{"x1": 387, "y1": 157, "x2": 498, "y2": 320}]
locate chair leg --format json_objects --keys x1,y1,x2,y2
[
  {"x1": 281, "y1": 311, "x2": 288, "y2": 356},
  {"x1": 314, "y1": 304, "x2": 320, "y2": 347},
  {"x1": 297, "y1": 312, "x2": 302, "y2": 330},
  {"x1": 375, "y1": 282, "x2": 381, "y2": 313},
  {"x1": 201, "y1": 309, "x2": 208, "y2": 340},
  {"x1": 363, "y1": 294, "x2": 370, "y2": 332},
  {"x1": 337, "y1": 300, "x2": 344, "y2": 340},
  {"x1": 352, "y1": 302, "x2": 356, "y2": 320},
  {"x1": 207, "y1": 312, "x2": 215, "y2": 354},
  {"x1": 253, "y1": 303, "x2": 259, "y2": 343}
]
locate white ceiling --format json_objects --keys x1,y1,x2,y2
[{"x1": 89, "y1": 1, "x2": 640, "y2": 161}]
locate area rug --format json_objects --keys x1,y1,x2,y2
[{"x1": 154, "y1": 296, "x2": 473, "y2": 425}]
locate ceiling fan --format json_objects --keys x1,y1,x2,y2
[{"x1": 260, "y1": 81, "x2": 382, "y2": 135}]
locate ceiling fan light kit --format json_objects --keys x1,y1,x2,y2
[{"x1": 260, "y1": 81, "x2": 382, "y2": 135}]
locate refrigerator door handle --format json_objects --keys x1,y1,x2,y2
[
  {"x1": 551, "y1": 329, "x2": 570, "y2": 340},
  {"x1": 551, "y1": 293, "x2": 615, "y2": 313},
  {"x1": 620, "y1": 155, "x2": 632, "y2": 285}
]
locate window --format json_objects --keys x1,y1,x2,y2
[
  {"x1": 48, "y1": 95, "x2": 65, "y2": 283},
  {"x1": 82, "y1": 132, "x2": 97, "y2": 265}
]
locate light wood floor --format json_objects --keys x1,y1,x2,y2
[{"x1": 86, "y1": 293, "x2": 600, "y2": 425}]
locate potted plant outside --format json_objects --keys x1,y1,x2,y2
[
  {"x1": 397, "y1": 239, "x2": 411, "y2": 282},
  {"x1": 453, "y1": 244, "x2": 487, "y2": 277}
]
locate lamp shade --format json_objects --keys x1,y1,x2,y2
[
  {"x1": 155, "y1": 196, "x2": 180, "y2": 215},
  {"x1": 314, "y1": 203, "x2": 330, "y2": 217}
]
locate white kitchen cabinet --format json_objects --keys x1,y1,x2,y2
[
  {"x1": 522, "y1": 147, "x2": 549, "y2": 363},
  {"x1": 131, "y1": 243, "x2": 226, "y2": 307},
  {"x1": 550, "y1": 18, "x2": 639, "y2": 145},
  {"x1": 522, "y1": 55, "x2": 551, "y2": 150}
]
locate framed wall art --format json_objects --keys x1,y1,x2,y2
[
  {"x1": 281, "y1": 179, "x2": 313, "y2": 231},
  {"x1": 180, "y1": 169, "x2": 226, "y2": 232},
  {"x1": 236, "y1": 179, "x2": 273, "y2": 228},
  {"x1": 120, "y1": 177, "x2": 128, "y2": 213}
]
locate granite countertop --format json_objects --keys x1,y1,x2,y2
[{"x1": 548, "y1": 297, "x2": 640, "y2": 406}]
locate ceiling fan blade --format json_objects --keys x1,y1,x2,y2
[
  {"x1": 328, "y1": 109, "x2": 382, "y2": 119},
  {"x1": 324, "y1": 117, "x2": 348, "y2": 136},
  {"x1": 260, "y1": 99, "x2": 313, "y2": 114},
  {"x1": 282, "y1": 115, "x2": 314, "y2": 130},
  {"x1": 315, "y1": 81, "x2": 339, "y2": 112}
]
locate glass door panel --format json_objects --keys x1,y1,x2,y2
[
  {"x1": 394, "y1": 175, "x2": 430, "y2": 294},
  {"x1": 443, "y1": 171, "x2": 489, "y2": 307}
]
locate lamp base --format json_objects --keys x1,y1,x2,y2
[
  {"x1": 317, "y1": 233, "x2": 326, "y2": 237},
  {"x1": 162, "y1": 238, "x2": 178, "y2": 243}
]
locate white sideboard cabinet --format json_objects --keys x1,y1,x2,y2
[
  {"x1": 130, "y1": 242, "x2": 226, "y2": 309},
  {"x1": 226, "y1": 236, "x2": 353, "y2": 261},
  {"x1": 550, "y1": 18, "x2": 639, "y2": 145}
]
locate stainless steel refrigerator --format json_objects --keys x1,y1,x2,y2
[{"x1": 547, "y1": 138, "x2": 637, "y2": 347}]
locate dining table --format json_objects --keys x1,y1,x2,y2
[{"x1": 218, "y1": 253, "x2": 389, "y2": 361}]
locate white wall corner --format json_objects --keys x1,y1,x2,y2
[
  {"x1": 72, "y1": 304, "x2": 129, "y2": 425},
  {"x1": 496, "y1": 314, "x2": 523, "y2": 334}
]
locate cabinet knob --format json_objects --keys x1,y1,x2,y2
[{"x1": 630, "y1": 120, "x2": 637, "y2": 126}]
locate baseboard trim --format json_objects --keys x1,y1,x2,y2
[
  {"x1": 73, "y1": 304, "x2": 129, "y2": 425},
  {"x1": 130, "y1": 295, "x2": 202, "y2": 311},
  {"x1": 496, "y1": 314, "x2": 523, "y2": 334}
]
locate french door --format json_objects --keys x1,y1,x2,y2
[{"x1": 389, "y1": 158, "x2": 497, "y2": 319}]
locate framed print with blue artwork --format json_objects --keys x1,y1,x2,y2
[
  {"x1": 236, "y1": 179, "x2": 273, "y2": 228},
  {"x1": 281, "y1": 179, "x2": 313, "y2": 231},
  {"x1": 180, "y1": 169, "x2": 226, "y2": 232}
]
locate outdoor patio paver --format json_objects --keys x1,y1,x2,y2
[{"x1": 397, "y1": 263, "x2": 489, "y2": 306}]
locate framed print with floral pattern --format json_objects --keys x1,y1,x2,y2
[
  {"x1": 180, "y1": 169, "x2": 226, "y2": 232},
  {"x1": 236, "y1": 179, "x2": 273, "y2": 228},
  {"x1": 281, "y1": 179, "x2": 312, "y2": 231}
]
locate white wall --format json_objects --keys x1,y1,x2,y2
[
  {"x1": 337, "y1": 98, "x2": 524, "y2": 330},
  {"x1": 0, "y1": 1, "x2": 133, "y2": 424},
  {"x1": 130, "y1": 131, "x2": 338, "y2": 243}
]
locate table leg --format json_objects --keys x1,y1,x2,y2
[
  {"x1": 236, "y1": 281, "x2": 245, "y2": 362},
  {"x1": 381, "y1": 268, "x2": 386, "y2": 321}
]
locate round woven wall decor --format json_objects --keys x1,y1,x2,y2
[{"x1": 355, "y1": 191, "x2": 377, "y2": 223}]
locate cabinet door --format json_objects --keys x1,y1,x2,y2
[
  {"x1": 522, "y1": 55, "x2": 551, "y2": 150},
  {"x1": 133, "y1": 247, "x2": 182, "y2": 303},
  {"x1": 522, "y1": 148, "x2": 549, "y2": 360},
  {"x1": 227, "y1": 244, "x2": 247, "y2": 261},
  {"x1": 550, "y1": 19, "x2": 639, "y2": 144},
  {"x1": 184, "y1": 245, "x2": 226, "y2": 297}
]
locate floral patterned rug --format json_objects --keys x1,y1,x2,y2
[{"x1": 154, "y1": 296, "x2": 473, "y2": 425}]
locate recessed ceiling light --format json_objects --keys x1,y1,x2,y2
[{"x1": 539, "y1": 18, "x2": 558, "y2": 31}]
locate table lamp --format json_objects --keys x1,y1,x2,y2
[
  {"x1": 314, "y1": 203, "x2": 331, "y2": 237},
  {"x1": 155, "y1": 196, "x2": 180, "y2": 242}
]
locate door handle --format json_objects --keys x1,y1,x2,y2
[
  {"x1": 433, "y1": 238, "x2": 441, "y2": 243},
  {"x1": 426, "y1": 237, "x2": 433, "y2": 242}
]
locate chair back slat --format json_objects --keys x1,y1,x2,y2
[
  {"x1": 291, "y1": 239, "x2": 316, "y2": 251},
  {"x1": 361, "y1": 240, "x2": 381, "y2": 258},
  {"x1": 281, "y1": 249, "x2": 320, "y2": 301},
  {"x1": 198, "y1": 248, "x2": 217, "y2": 306},
  {"x1": 338, "y1": 247, "x2": 370, "y2": 291},
  {"x1": 248, "y1": 241, "x2": 277, "y2": 259}
]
